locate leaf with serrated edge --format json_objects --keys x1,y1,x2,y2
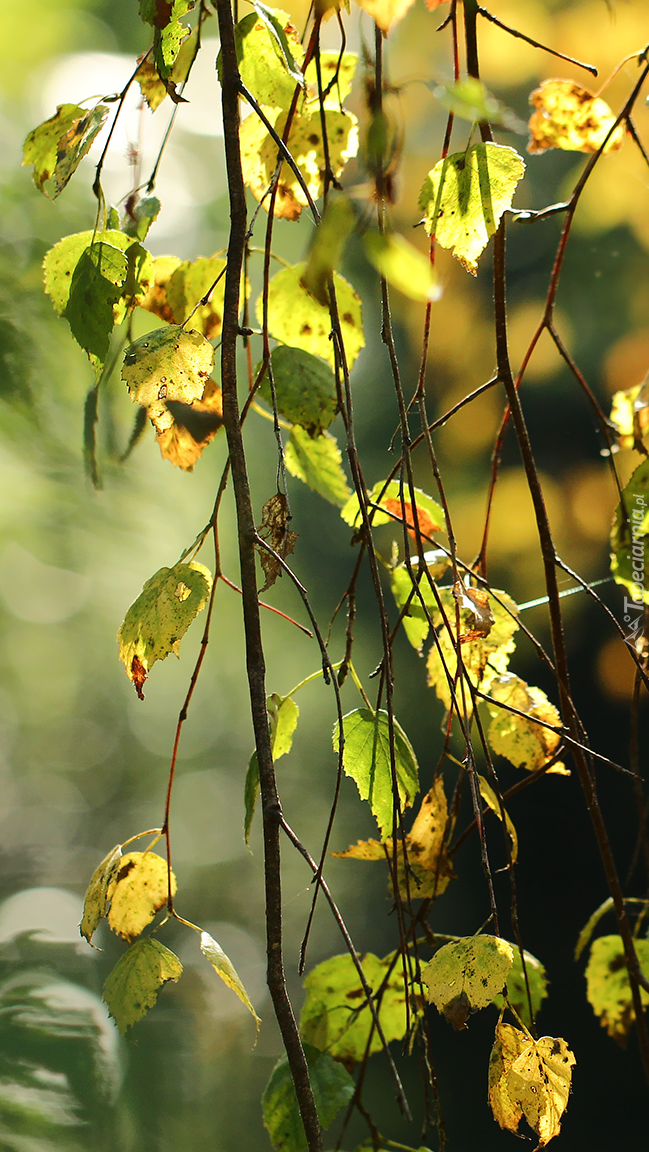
[
  {"x1": 200, "y1": 931, "x2": 261, "y2": 1036},
  {"x1": 585, "y1": 935, "x2": 649, "y2": 1042},
  {"x1": 285, "y1": 427, "x2": 352, "y2": 507},
  {"x1": 300, "y1": 952, "x2": 409, "y2": 1063},
  {"x1": 103, "y1": 937, "x2": 182, "y2": 1034},
  {"x1": 23, "y1": 104, "x2": 109, "y2": 196},
  {"x1": 333, "y1": 708, "x2": 419, "y2": 838},
  {"x1": 418, "y1": 143, "x2": 525, "y2": 275},
  {"x1": 423, "y1": 935, "x2": 513, "y2": 1029},
  {"x1": 122, "y1": 326, "x2": 214, "y2": 435},
  {"x1": 489, "y1": 1022, "x2": 575, "y2": 1147},
  {"x1": 486, "y1": 674, "x2": 567, "y2": 774},
  {"x1": 80, "y1": 843, "x2": 122, "y2": 945},
  {"x1": 232, "y1": 9, "x2": 304, "y2": 108},
  {"x1": 261, "y1": 264, "x2": 364, "y2": 369},
  {"x1": 106, "y1": 851, "x2": 176, "y2": 941},
  {"x1": 262, "y1": 1041, "x2": 354, "y2": 1152},
  {"x1": 426, "y1": 588, "x2": 519, "y2": 712},
  {"x1": 117, "y1": 562, "x2": 212, "y2": 698},
  {"x1": 528, "y1": 79, "x2": 625, "y2": 155}
]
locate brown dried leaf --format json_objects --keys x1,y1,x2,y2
[
  {"x1": 528, "y1": 79, "x2": 625, "y2": 155},
  {"x1": 256, "y1": 493, "x2": 297, "y2": 592}
]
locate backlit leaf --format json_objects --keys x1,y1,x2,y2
[
  {"x1": 486, "y1": 674, "x2": 566, "y2": 774},
  {"x1": 157, "y1": 376, "x2": 224, "y2": 470},
  {"x1": 103, "y1": 937, "x2": 182, "y2": 1034},
  {"x1": 240, "y1": 104, "x2": 358, "y2": 221},
  {"x1": 364, "y1": 232, "x2": 440, "y2": 303},
  {"x1": 139, "y1": 253, "x2": 182, "y2": 322},
  {"x1": 136, "y1": 31, "x2": 197, "y2": 110},
  {"x1": 418, "y1": 143, "x2": 525, "y2": 274},
  {"x1": 301, "y1": 193, "x2": 356, "y2": 306},
  {"x1": 342, "y1": 479, "x2": 443, "y2": 539},
  {"x1": 303, "y1": 51, "x2": 358, "y2": 107},
  {"x1": 268, "y1": 692, "x2": 300, "y2": 759},
  {"x1": 610, "y1": 376, "x2": 649, "y2": 450},
  {"x1": 262, "y1": 1042, "x2": 354, "y2": 1152},
  {"x1": 23, "y1": 103, "x2": 109, "y2": 197},
  {"x1": 528, "y1": 79, "x2": 625, "y2": 155},
  {"x1": 140, "y1": 0, "x2": 195, "y2": 79},
  {"x1": 285, "y1": 427, "x2": 352, "y2": 507},
  {"x1": 610, "y1": 456, "x2": 649, "y2": 606},
  {"x1": 232, "y1": 9, "x2": 304, "y2": 108},
  {"x1": 166, "y1": 254, "x2": 228, "y2": 337},
  {"x1": 488, "y1": 1022, "x2": 575, "y2": 1146},
  {"x1": 122, "y1": 325, "x2": 215, "y2": 435},
  {"x1": 200, "y1": 931, "x2": 261, "y2": 1036},
  {"x1": 300, "y1": 952, "x2": 409, "y2": 1063},
  {"x1": 426, "y1": 588, "x2": 519, "y2": 712},
  {"x1": 333, "y1": 838, "x2": 387, "y2": 861},
  {"x1": 493, "y1": 946, "x2": 548, "y2": 1028},
  {"x1": 261, "y1": 264, "x2": 364, "y2": 369},
  {"x1": 355, "y1": 0, "x2": 416, "y2": 33},
  {"x1": 430, "y1": 77, "x2": 524, "y2": 132},
  {"x1": 423, "y1": 935, "x2": 513, "y2": 1030},
  {"x1": 80, "y1": 843, "x2": 123, "y2": 945},
  {"x1": 117, "y1": 561, "x2": 212, "y2": 698},
  {"x1": 122, "y1": 195, "x2": 162, "y2": 242},
  {"x1": 389, "y1": 551, "x2": 451, "y2": 651},
  {"x1": 259, "y1": 345, "x2": 338, "y2": 435},
  {"x1": 333, "y1": 708, "x2": 419, "y2": 837},
  {"x1": 106, "y1": 851, "x2": 176, "y2": 941},
  {"x1": 477, "y1": 774, "x2": 518, "y2": 862},
  {"x1": 574, "y1": 897, "x2": 614, "y2": 962},
  {"x1": 585, "y1": 935, "x2": 649, "y2": 1042},
  {"x1": 257, "y1": 492, "x2": 298, "y2": 592}
]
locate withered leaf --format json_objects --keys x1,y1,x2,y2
[
  {"x1": 256, "y1": 493, "x2": 297, "y2": 592},
  {"x1": 528, "y1": 79, "x2": 625, "y2": 155}
]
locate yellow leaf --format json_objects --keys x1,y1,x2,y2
[
  {"x1": 477, "y1": 775, "x2": 518, "y2": 862},
  {"x1": 332, "y1": 838, "x2": 387, "y2": 860},
  {"x1": 422, "y1": 934, "x2": 513, "y2": 1029},
  {"x1": 418, "y1": 143, "x2": 525, "y2": 274},
  {"x1": 610, "y1": 376, "x2": 649, "y2": 450},
  {"x1": 426, "y1": 588, "x2": 519, "y2": 712},
  {"x1": 80, "y1": 843, "x2": 123, "y2": 946},
  {"x1": 103, "y1": 938, "x2": 182, "y2": 1034},
  {"x1": 261, "y1": 263, "x2": 364, "y2": 370},
  {"x1": 138, "y1": 254, "x2": 182, "y2": 323},
  {"x1": 122, "y1": 325, "x2": 215, "y2": 437},
  {"x1": 355, "y1": 0, "x2": 416, "y2": 33},
  {"x1": 156, "y1": 376, "x2": 223, "y2": 471},
  {"x1": 486, "y1": 674, "x2": 567, "y2": 774},
  {"x1": 106, "y1": 851, "x2": 176, "y2": 942},
  {"x1": 528, "y1": 79, "x2": 625, "y2": 155},
  {"x1": 489, "y1": 1022, "x2": 576, "y2": 1146},
  {"x1": 585, "y1": 935, "x2": 649, "y2": 1043},
  {"x1": 200, "y1": 931, "x2": 261, "y2": 1038}
]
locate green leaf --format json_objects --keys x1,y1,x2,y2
[
  {"x1": 103, "y1": 938, "x2": 183, "y2": 1034},
  {"x1": 122, "y1": 324, "x2": 215, "y2": 435},
  {"x1": 228, "y1": 8, "x2": 304, "y2": 107},
  {"x1": 333, "y1": 708, "x2": 419, "y2": 837},
  {"x1": 301, "y1": 193, "x2": 356, "y2": 306},
  {"x1": 285, "y1": 426, "x2": 352, "y2": 507},
  {"x1": 418, "y1": 143, "x2": 525, "y2": 275},
  {"x1": 303, "y1": 51, "x2": 358, "y2": 107},
  {"x1": 430, "y1": 77, "x2": 524, "y2": 133},
  {"x1": 200, "y1": 931, "x2": 261, "y2": 1036},
  {"x1": 262, "y1": 1042, "x2": 354, "y2": 1152},
  {"x1": 260, "y1": 346, "x2": 338, "y2": 435},
  {"x1": 140, "y1": 0, "x2": 195, "y2": 79},
  {"x1": 80, "y1": 843, "x2": 123, "y2": 945},
  {"x1": 244, "y1": 751, "x2": 260, "y2": 846},
  {"x1": 610, "y1": 457, "x2": 649, "y2": 605},
  {"x1": 364, "y1": 232, "x2": 441, "y2": 304},
  {"x1": 426, "y1": 588, "x2": 519, "y2": 712},
  {"x1": 23, "y1": 103, "x2": 109, "y2": 197},
  {"x1": 389, "y1": 551, "x2": 450, "y2": 651},
  {"x1": 268, "y1": 692, "x2": 300, "y2": 759},
  {"x1": 492, "y1": 946, "x2": 548, "y2": 1028},
  {"x1": 575, "y1": 897, "x2": 614, "y2": 962},
  {"x1": 166, "y1": 254, "x2": 229, "y2": 337},
  {"x1": 136, "y1": 29, "x2": 197, "y2": 110},
  {"x1": 300, "y1": 952, "x2": 409, "y2": 1063},
  {"x1": 123, "y1": 195, "x2": 161, "y2": 241},
  {"x1": 117, "y1": 561, "x2": 212, "y2": 698},
  {"x1": 106, "y1": 851, "x2": 176, "y2": 941},
  {"x1": 585, "y1": 935, "x2": 649, "y2": 1042},
  {"x1": 422, "y1": 935, "x2": 514, "y2": 1030},
  {"x1": 261, "y1": 264, "x2": 364, "y2": 369},
  {"x1": 240, "y1": 106, "x2": 358, "y2": 222}
]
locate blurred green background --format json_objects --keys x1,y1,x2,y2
[{"x1": 1, "y1": 1, "x2": 649, "y2": 1149}]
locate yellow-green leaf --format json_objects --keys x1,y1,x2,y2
[
  {"x1": 489, "y1": 1022, "x2": 575, "y2": 1146},
  {"x1": 232, "y1": 9, "x2": 304, "y2": 108},
  {"x1": 528, "y1": 79, "x2": 625, "y2": 155},
  {"x1": 200, "y1": 931, "x2": 261, "y2": 1036},
  {"x1": 300, "y1": 952, "x2": 409, "y2": 1063},
  {"x1": 301, "y1": 193, "x2": 356, "y2": 306},
  {"x1": 341, "y1": 479, "x2": 443, "y2": 538},
  {"x1": 610, "y1": 456, "x2": 649, "y2": 606},
  {"x1": 23, "y1": 103, "x2": 110, "y2": 197},
  {"x1": 493, "y1": 946, "x2": 548, "y2": 1029},
  {"x1": 165, "y1": 255, "x2": 228, "y2": 337},
  {"x1": 389, "y1": 550, "x2": 451, "y2": 651},
  {"x1": 426, "y1": 588, "x2": 519, "y2": 711},
  {"x1": 422, "y1": 934, "x2": 514, "y2": 1029},
  {"x1": 117, "y1": 561, "x2": 212, "y2": 698},
  {"x1": 103, "y1": 937, "x2": 182, "y2": 1034},
  {"x1": 122, "y1": 325, "x2": 214, "y2": 435},
  {"x1": 364, "y1": 232, "x2": 440, "y2": 303},
  {"x1": 477, "y1": 775, "x2": 518, "y2": 862},
  {"x1": 136, "y1": 31, "x2": 197, "y2": 111},
  {"x1": 80, "y1": 843, "x2": 123, "y2": 946},
  {"x1": 268, "y1": 692, "x2": 300, "y2": 759},
  {"x1": 106, "y1": 851, "x2": 176, "y2": 941},
  {"x1": 333, "y1": 708, "x2": 419, "y2": 838},
  {"x1": 355, "y1": 0, "x2": 416, "y2": 33},
  {"x1": 486, "y1": 674, "x2": 567, "y2": 774},
  {"x1": 418, "y1": 143, "x2": 525, "y2": 275},
  {"x1": 285, "y1": 427, "x2": 352, "y2": 507},
  {"x1": 585, "y1": 935, "x2": 649, "y2": 1042},
  {"x1": 303, "y1": 51, "x2": 358, "y2": 107},
  {"x1": 261, "y1": 264, "x2": 364, "y2": 369},
  {"x1": 262, "y1": 1042, "x2": 354, "y2": 1152}
]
